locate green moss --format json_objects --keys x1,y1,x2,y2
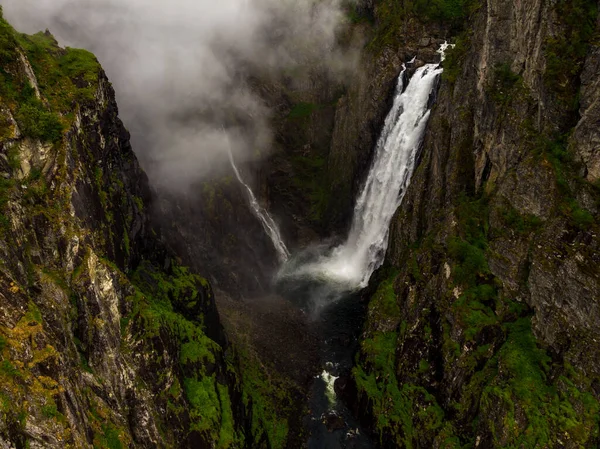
[
  {"x1": 7, "y1": 145, "x2": 20, "y2": 169},
  {"x1": 452, "y1": 285, "x2": 498, "y2": 342},
  {"x1": 411, "y1": 0, "x2": 479, "y2": 24},
  {"x1": 448, "y1": 238, "x2": 489, "y2": 286},
  {"x1": 0, "y1": 360, "x2": 21, "y2": 378},
  {"x1": 122, "y1": 230, "x2": 130, "y2": 256},
  {"x1": 368, "y1": 0, "x2": 478, "y2": 53},
  {"x1": 217, "y1": 384, "x2": 240, "y2": 448},
  {"x1": 417, "y1": 359, "x2": 430, "y2": 374},
  {"x1": 180, "y1": 340, "x2": 216, "y2": 365},
  {"x1": 0, "y1": 9, "x2": 102, "y2": 147},
  {"x1": 345, "y1": 3, "x2": 374, "y2": 24},
  {"x1": 95, "y1": 423, "x2": 124, "y2": 449},
  {"x1": 233, "y1": 342, "x2": 290, "y2": 448},
  {"x1": 289, "y1": 153, "x2": 330, "y2": 223},
  {"x1": 288, "y1": 102, "x2": 317, "y2": 119},
  {"x1": 0, "y1": 8, "x2": 17, "y2": 65},
  {"x1": 447, "y1": 194, "x2": 495, "y2": 289},
  {"x1": 41, "y1": 403, "x2": 59, "y2": 419},
  {"x1": 366, "y1": 270, "x2": 401, "y2": 324},
  {"x1": 529, "y1": 133, "x2": 597, "y2": 229},
  {"x1": 570, "y1": 204, "x2": 594, "y2": 228},
  {"x1": 127, "y1": 261, "x2": 240, "y2": 442},
  {"x1": 133, "y1": 195, "x2": 144, "y2": 212},
  {"x1": 184, "y1": 376, "x2": 221, "y2": 433},
  {"x1": 353, "y1": 330, "x2": 447, "y2": 446},
  {"x1": 0, "y1": 177, "x2": 14, "y2": 232},
  {"x1": 24, "y1": 301, "x2": 42, "y2": 323}
]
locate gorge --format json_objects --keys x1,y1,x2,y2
[{"x1": 0, "y1": 0, "x2": 600, "y2": 448}]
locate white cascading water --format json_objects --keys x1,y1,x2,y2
[
  {"x1": 281, "y1": 49, "x2": 448, "y2": 291},
  {"x1": 227, "y1": 149, "x2": 290, "y2": 263},
  {"x1": 320, "y1": 62, "x2": 442, "y2": 288}
]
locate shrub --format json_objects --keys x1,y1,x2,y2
[
  {"x1": 448, "y1": 238, "x2": 489, "y2": 286},
  {"x1": 15, "y1": 101, "x2": 63, "y2": 143},
  {"x1": 544, "y1": 0, "x2": 598, "y2": 105},
  {"x1": 489, "y1": 63, "x2": 521, "y2": 104},
  {"x1": 443, "y1": 33, "x2": 470, "y2": 84}
]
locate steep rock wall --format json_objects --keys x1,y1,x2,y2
[
  {"x1": 0, "y1": 15, "x2": 290, "y2": 449},
  {"x1": 353, "y1": 0, "x2": 600, "y2": 447}
]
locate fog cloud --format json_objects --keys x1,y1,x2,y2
[{"x1": 3, "y1": 0, "x2": 354, "y2": 189}]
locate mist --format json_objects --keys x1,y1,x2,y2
[{"x1": 3, "y1": 0, "x2": 355, "y2": 189}]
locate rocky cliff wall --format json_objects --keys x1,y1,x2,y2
[
  {"x1": 352, "y1": 0, "x2": 600, "y2": 447},
  {"x1": 0, "y1": 14, "x2": 293, "y2": 449}
]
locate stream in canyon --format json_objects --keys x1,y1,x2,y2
[{"x1": 232, "y1": 49, "x2": 447, "y2": 447}]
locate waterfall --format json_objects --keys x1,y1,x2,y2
[
  {"x1": 323, "y1": 62, "x2": 442, "y2": 287},
  {"x1": 280, "y1": 54, "x2": 445, "y2": 291},
  {"x1": 227, "y1": 148, "x2": 290, "y2": 263}
]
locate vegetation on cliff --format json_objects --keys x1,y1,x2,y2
[
  {"x1": 0, "y1": 9, "x2": 291, "y2": 448},
  {"x1": 351, "y1": 0, "x2": 600, "y2": 447}
]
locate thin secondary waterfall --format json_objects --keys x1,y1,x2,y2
[
  {"x1": 227, "y1": 149, "x2": 290, "y2": 263},
  {"x1": 281, "y1": 54, "x2": 445, "y2": 292}
]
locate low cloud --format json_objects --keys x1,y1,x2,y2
[{"x1": 3, "y1": 0, "x2": 354, "y2": 189}]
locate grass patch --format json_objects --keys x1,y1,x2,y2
[{"x1": 16, "y1": 31, "x2": 101, "y2": 111}]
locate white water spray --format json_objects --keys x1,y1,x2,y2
[
  {"x1": 226, "y1": 146, "x2": 290, "y2": 263},
  {"x1": 281, "y1": 50, "x2": 447, "y2": 291}
]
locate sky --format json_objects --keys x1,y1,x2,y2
[{"x1": 3, "y1": 0, "x2": 353, "y2": 189}]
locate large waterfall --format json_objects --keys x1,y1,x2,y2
[
  {"x1": 227, "y1": 149, "x2": 290, "y2": 263},
  {"x1": 320, "y1": 62, "x2": 442, "y2": 288},
  {"x1": 280, "y1": 58, "x2": 444, "y2": 292}
]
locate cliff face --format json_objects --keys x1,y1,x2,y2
[
  {"x1": 352, "y1": 0, "x2": 600, "y2": 447},
  {"x1": 0, "y1": 15, "x2": 292, "y2": 449}
]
